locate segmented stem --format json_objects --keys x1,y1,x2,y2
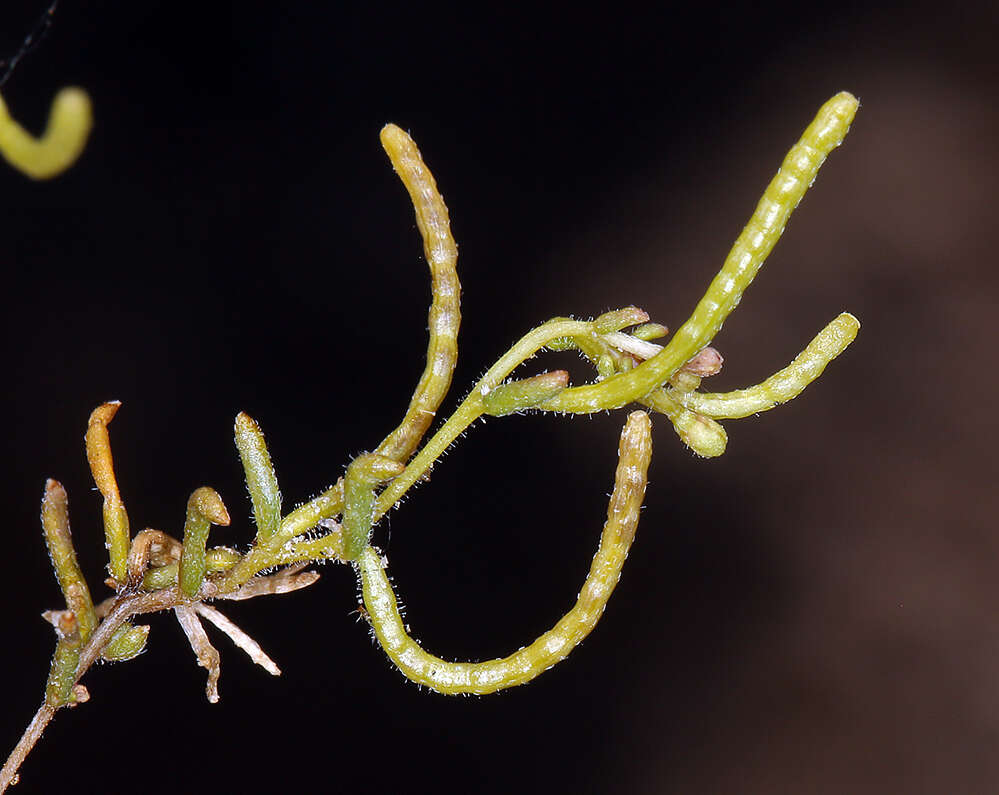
[
  {"x1": 358, "y1": 410, "x2": 652, "y2": 695},
  {"x1": 544, "y1": 91, "x2": 859, "y2": 413},
  {"x1": 234, "y1": 412, "x2": 282, "y2": 542},
  {"x1": 672, "y1": 312, "x2": 860, "y2": 418},
  {"x1": 40, "y1": 480, "x2": 96, "y2": 641},
  {"x1": 375, "y1": 124, "x2": 461, "y2": 463},
  {"x1": 5, "y1": 92, "x2": 865, "y2": 789}
]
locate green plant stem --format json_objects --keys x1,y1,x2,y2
[
  {"x1": 234, "y1": 413, "x2": 282, "y2": 542},
  {"x1": 372, "y1": 318, "x2": 596, "y2": 521}
]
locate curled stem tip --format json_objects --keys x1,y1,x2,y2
[
  {"x1": 681, "y1": 346, "x2": 724, "y2": 377},
  {"x1": 0, "y1": 87, "x2": 93, "y2": 179},
  {"x1": 85, "y1": 401, "x2": 130, "y2": 583},
  {"x1": 179, "y1": 487, "x2": 231, "y2": 598},
  {"x1": 126, "y1": 528, "x2": 181, "y2": 588},
  {"x1": 85, "y1": 401, "x2": 121, "y2": 497}
]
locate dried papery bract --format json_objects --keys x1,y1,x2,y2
[
  {"x1": 174, "y1": 605, "x2": 222, "y2": 703},
  {"x1": 358, "y1": 410, "x2": 653, "y2": 694},
  {"x1": 680, "y1": 347, "x2": 724, "y2": 378},
  {"x1": 85, "y1": 402, "x2": 131, "y2": 583},
  {"x1": 126, "y1": 529, "x2": 181, "y2": 588},
  {"x1": 195, "y1": 604, "x2": 281, "y2": 676}
]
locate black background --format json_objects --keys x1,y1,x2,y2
[{"x1": 2, "y1": 2, "x2": 998, "y2": 793}]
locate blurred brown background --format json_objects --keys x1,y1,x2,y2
[{"x1": 1, "y1": 2, "x2": 997, "y2": 792}]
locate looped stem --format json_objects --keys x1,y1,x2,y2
[
  {"x1": 0, "y1": 87, "x2": 92, "y2": 179},
  {"x1": 358, "y1": 410, "x2": 653, "y2": 694}
]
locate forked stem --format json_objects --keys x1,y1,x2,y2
[{"x1": 4, "y1": 90, "x2": 862, "y2": 789}]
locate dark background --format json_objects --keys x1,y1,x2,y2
[{"x1": 1, "y1": 2, "x2": 997, "y2": 793}]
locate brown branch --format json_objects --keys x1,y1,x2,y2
[
  {"x1": 0, "y1": 704, "x2": 56, "y2": 791},
  {"x1": 2, "y1": 565, "x2": 320, "y2": 791}
]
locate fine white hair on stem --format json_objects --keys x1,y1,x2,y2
[{"x1": 358, "y1": 411, "x2": 652, "y2": 695}]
